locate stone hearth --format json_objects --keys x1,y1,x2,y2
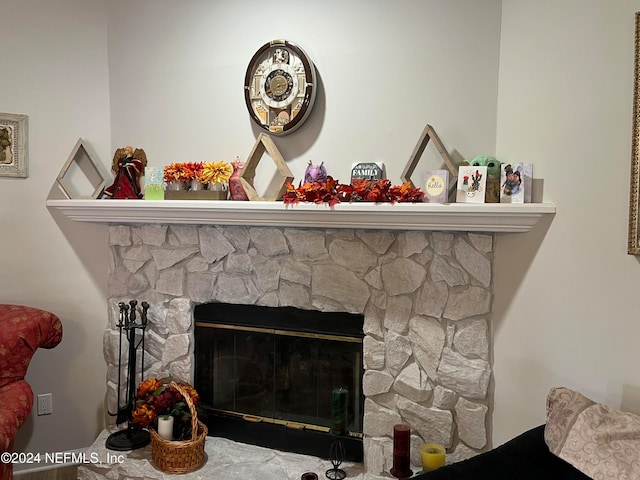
[
  {"x1": 79, "y1": 428, "x2": 366, "y2": 480},
  {"x1": 104, "y1": 224, "x2": 494, "y2": 475}
]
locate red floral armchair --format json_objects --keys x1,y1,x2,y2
[{"x1": 0, "y1": 305, "x2": 63, "y2": 480}]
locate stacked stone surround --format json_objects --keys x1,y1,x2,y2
[{"x1": 105, "y1": 224, "x2": 494, "y2": 476}]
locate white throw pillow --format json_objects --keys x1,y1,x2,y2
[{"x1": 544, "y1": 387, "x2": 640, "y2": 480}]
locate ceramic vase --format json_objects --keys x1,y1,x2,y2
[
  {"x1": 190, "y1": 180, "x2": 206, "y2": 191},
  {"x1": 229, "y1": 159, "x2": 250, "y2": 201},
  {"x1": 166, "y1": 181, "x2": 187, "y2": 191},
  {"x1": 208, "y1": 181, "x2": 229, "y2": 199},
  {"x1": 209, "y1": 181, "x2": 227, "y2": 192}
]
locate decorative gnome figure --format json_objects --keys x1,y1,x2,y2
[
  {"x1": 304, "y1": 160, "x2": 327, "y2": 184},
  {"x1": 470, "y1": 155, "x2": 501, "y2": 202}
]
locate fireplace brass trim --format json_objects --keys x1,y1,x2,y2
[
  {"x1": 285, "y1": 422, "x2": 305, "y2": 430},
  {"x1": 195, "y1": 321, "x2": 363, "y2": 344},
  {"x1": 242, "y1": 415, "x2": 263, "y2": 423},
  {"x1": 213, "y1": 408, "x2": 363, "y2": 438}
]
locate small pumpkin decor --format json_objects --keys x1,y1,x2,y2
[
  {"x1": 132, "y1": 378, "x2": 207, "y2": 473},
  {"x1": 304, "y1": 160, "x2": 327, "y2": 184}
]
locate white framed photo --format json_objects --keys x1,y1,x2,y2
[{"x1": 0, "y1": 112, "x2": 28, "y2": 178}]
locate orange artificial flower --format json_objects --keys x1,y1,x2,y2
[
  {"x1": 197, "y1": 161, "x2": 233, "y2": 184},
  {"x1": 131, "y1": 403, "x2": 157, "y2": 428},
  {"x1": 136, "y1": 377, "x2": 163, "y2": 399}
]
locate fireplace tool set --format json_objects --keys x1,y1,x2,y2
[{"x1": 106, "y1": 300, "x2": 151, "y2": 451}]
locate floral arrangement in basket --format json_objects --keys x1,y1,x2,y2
[
  {"x1": 163, "y1": 161, "x2": 232, "y2": 187},
  {"x1": 283, "y1": 176, "x2": 424, "y2": 206},
  {"x1": 132, "y1": 377, "x2": 200, "y2": 441}
]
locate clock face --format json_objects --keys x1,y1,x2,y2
[
  {"x1": 244, "y1": 40, "x2": 316, "y2": 135},
  {"x1": 260, "y1": 63, "x2": 298, "y2": 108}
]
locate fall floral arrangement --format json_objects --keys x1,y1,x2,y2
[
  {"x1": 163, "y1": 161, "x2": 232, "y2": 185},
  {"x1": 163, "y1": 162, "x2": 201, "y2": 184},
  {"x1": 131, "y1": 377, "x2": 200, "y2": 441},
  {"x1": 196, "y1": 161, "x2": 233, "y2": 184},
  {"x1": 283, "y1": 177, "x2": 424, "y2": 206}
]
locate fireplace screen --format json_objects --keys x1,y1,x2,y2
[{"x1": 194, "y1": 302, "x2": 364, "y2": 459}]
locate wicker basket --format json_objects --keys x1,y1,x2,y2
[{"x1": 149, "y1": 382, "x2": 208, "y2": 474}]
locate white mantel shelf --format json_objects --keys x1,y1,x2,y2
[{"x1": 46, "y1": 199, "x2": 555, "y2": 233}]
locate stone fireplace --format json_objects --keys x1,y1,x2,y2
[{"x1": 104, "y1": 223, "x2": 494, "y2": 475}]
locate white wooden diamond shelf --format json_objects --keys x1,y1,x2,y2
[
  {"x1": 240, "y1": 133, "x2": 293, "y2": 201},
  {"x1": 56, "y1": 138, "x2": 106, "y2": 199}
]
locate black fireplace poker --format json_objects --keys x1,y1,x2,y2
[{"x1": 106, "y1": 300, "x2": 151, "y2": 451}]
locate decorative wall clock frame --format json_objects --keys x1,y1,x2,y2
[
  {"x1": 401, "y1": 124, "x2": 457, "y2": 191},
  {"x1": 244, "y1": 39, "x2": 317, "y2": 136},
  {"x1": 0, "y1": 112, "x2": 28, "y2": 178}
]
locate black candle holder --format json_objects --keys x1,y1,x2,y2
[{"x1": 325, "y1": 438, "x2": 346, "y2": 480}]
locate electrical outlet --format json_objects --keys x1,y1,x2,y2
[{"x1": 37, "y1": 393, "x2": 53, "y2": 415}]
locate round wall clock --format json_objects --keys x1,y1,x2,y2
[{"x1": 244, "y1": 39, "x2": 317, "y2": 136}]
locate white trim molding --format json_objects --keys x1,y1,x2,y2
[{"x1": 47, "y1": 199, "x2": 556, "y2": 233}]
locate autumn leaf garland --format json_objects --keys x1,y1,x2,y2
[{"x1": 283, "y1": 176, "x2": 424, "y2": 205}]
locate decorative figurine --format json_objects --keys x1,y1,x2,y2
[
  {"x1": 304, "y1": 160, "x2": 327, "y2": 184},
  {"x1": 470, "y1": 155, "x2": 501, "y2": 203},
  {"x1": 229, "y1": 157, "x2": 250, "y2": 200},
  {"x1": 104, "y1": 146, "x2": 147, "y2": 199}
]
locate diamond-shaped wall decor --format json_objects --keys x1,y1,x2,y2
[
  {"x1": 239, "y1": 133, "x2": 293, "y2": 201},
  {"x1": 57, "y1": 138, "x2": 106, "y2": 199},
  {"x1": 401, "y1": 124, "x2": 457, "y2": 189}
]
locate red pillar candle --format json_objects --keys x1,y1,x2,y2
[{"x1": 390, "y1": 424, "x2": 413, "y2": 478}]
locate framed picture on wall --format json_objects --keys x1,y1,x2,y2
[
  {"x1": 629, "y1": 12, "x2": 640, "y2": 254},
  {"x1": 0, "y1": 112, "x2": 28, "y2": 178}
]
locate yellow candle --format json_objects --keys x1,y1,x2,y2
[{"x1": 420, "y1": 443, "x2": 446, "y2": 472}]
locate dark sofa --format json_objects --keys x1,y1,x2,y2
[{"x1": 413, "y1": 425, "x2": 590, "y2": 480}]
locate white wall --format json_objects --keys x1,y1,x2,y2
[
  {"x1": 2, "y1": 0, "x2": 503, "y2": 459},
  {"x1": 4, "y1": 0, "x2": 640, "y2": 462},
  {"x1": 105, "y1": 0, "x2": 501, "y2": 183},
  {"x1": 0, "y1": 0, "x2": 111, "y2": 464},
  {"x1": 494, "y1": 0, "x2": 640, "y2": 444}
]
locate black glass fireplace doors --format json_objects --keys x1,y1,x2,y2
[{"x1": 194, "y1": 302, "x2": 364, "y2": 460}]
